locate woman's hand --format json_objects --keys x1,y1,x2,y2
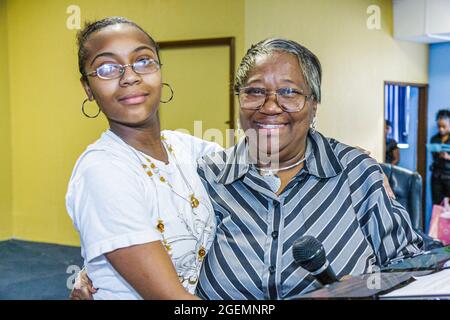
[
  {"x1": 340, "y1": 275, "x2": 353, "y2": 281},
  {"x1": 69, "y1": 268, "x2": 97, "y2": 300},
  {"x1": 383, "y1": 174, "x2": 396, "y2": 200},
  {"x1": 439, "y1": 152, "x2": 450, "y2": 160},
  {"x1": 355, "y1": 146, "x2": 370, "y2": 156},
  {"x1": 355, "y1": 146, "x2": 396, "y2": 199}
]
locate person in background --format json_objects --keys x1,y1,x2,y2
[
  {"x1": 430, "y1": 109, "x2": 450, "y2": 205},
  {"x1": 385, "y1": 119, "x2": 400, "y2": 165}
]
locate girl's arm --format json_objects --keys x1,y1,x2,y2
[{"x1": 106, "y1": 241, "x2": 199, "y2": 300}]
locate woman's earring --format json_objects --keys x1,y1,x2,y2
[
  {"x1": 160, "y1": 83, "x2": 174, "y2": 103},
  {"x1": 310, "y1": 116, "x2": 317, "y2": 134},
  {"x1": 81, "y1": 98, "x2": 101, "y2": 118}
]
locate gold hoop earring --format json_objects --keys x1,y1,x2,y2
[
  {"x1": 160, "y1": 83, "x2": 174, "y2": 103},
  {"x1": 82, "y1": 98, "x2": 101, "y2": 118}
]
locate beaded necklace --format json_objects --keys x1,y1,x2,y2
[{"x1": 106, "y1": 131, "x2": 211, "y2": 269}]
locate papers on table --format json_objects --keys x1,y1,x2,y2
[{"x1": 381, "y1": 269, "x2": 450, "y2": 298}]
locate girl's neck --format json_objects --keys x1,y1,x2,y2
[{"x1": 109, "y1": 120, "x2": 168, "y2": 164}]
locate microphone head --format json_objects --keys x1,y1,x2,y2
[{"x1": 292, "y1": 235, "x2": 326, "y2": 272}]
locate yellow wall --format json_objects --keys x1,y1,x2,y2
[
  {"x1": 5, "y1": 0, "x2": 244, "y2": 245},
  {"x1": 245, "y1": 0, "x2": 428, "y2": 161},
  {"x1": 0, "y1": 0, "x2": 12, "y2": 240},
  {"x1": 160, "y1": 46, "x2": 232, "y2": 145}
]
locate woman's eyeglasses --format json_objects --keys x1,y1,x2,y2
[
  {"x1": 237, "y1": 87, "x2": 313, "y2": 113},
  {"x1": 87, "y1": 58, "x2": 161, "y2": 80}
]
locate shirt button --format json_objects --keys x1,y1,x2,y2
[
  {"x1": 269, "y1": 266, "x2": 276, "y2": 274},
  {"x1": 271, "y1": 231, "x2": 279, "y2": 239}
]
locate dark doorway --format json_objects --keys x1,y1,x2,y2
[{"x1": 384, "y1": 81, "x2": 428, "y2": 231}]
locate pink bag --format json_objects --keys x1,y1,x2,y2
[{"x1": 429, "y1": 198, "x2": 450, "y2": 246}]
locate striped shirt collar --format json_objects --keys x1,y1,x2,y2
[{"x1": 208, "y1": 130, "x2": 344, "y2": 185}]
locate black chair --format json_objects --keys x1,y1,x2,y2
[{"x1": 379, "y1": 163, "x2": 443, "y2": 250}]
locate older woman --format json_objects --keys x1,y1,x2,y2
[{"x1": 195, "y1": 38, "x2": 423, "y2": 300}]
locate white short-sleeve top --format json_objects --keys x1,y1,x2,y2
[{"x1": 66, "y1": 129, "x2": 222, "y2": 299}]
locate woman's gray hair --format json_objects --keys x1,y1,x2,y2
[{"x1": 235, "y1": 38, "x2": 322, "y2": 103}]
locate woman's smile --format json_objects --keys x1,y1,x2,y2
[
  {"x1": 254, "y1": 120, "x2": 289, "y2": 135},
  {"x1": 117, "y1": 91, "x2": 150, "y2": 105}
]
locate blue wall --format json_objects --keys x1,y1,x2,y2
[
  {"x1": 397, "y1": 86, "x2": 419, "y2": 172},
  {"x1": 426, "y1": 42, "x2": 450, "y2": 231}
]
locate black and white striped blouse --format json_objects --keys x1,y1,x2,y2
[{"x1": 195, "y1": 130, "x2": 423, "y2": 300}]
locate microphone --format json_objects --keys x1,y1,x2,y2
[{"x1": 292, "y1": 235, "x2": 338, "y2": 286}]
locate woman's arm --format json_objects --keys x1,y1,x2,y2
[
  {"x1": 105, "y1": 241, "x2": 199, "y2": 300},
  {"x1": 352, "y1": 160, "x2": 423, "y2": 265}
]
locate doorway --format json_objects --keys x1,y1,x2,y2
[
  {"x1": 158, "y1": 38, "x2": 236, "y2": 148},
  {"x1": 384, "y1": 81, "x2": 428, "y2": 230}
]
